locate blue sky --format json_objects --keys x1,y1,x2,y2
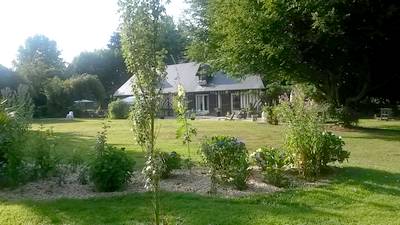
[{"x1": 0, "y1": 0, "x2": 187, "y2": 68}]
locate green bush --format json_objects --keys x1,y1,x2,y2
[
  {"x1": 200, "y1": 136, "x2": 249, "y2": 191},
  {"x1": 159, "y1": 151, "x2": 182, "y2": 179},
  {"x1": 251, "y1": 147, "x2": 289, "y2": 187},
  {"x1": 320, "y1": 131, "x2": 350, "y2": 168},
  {"x1": 89, "y1": 123, "x2": 134, "y2": 192},
  {"x1": 278, "y1": 88, "x2": 350, "y2": 180},
  {"x1": 334, "y1": 107, "x2": 359, "y2": 127},
  {"x1": 89, "y1": 145, "x2": 134, "y2": 192},
  {"x1": 262, "y1": 106, "x2": 279, "y2": 125},
  {"x1": 29, "y1": 128, "x2": 59, "y2": 179},
  {"x1": 0, "y1": 86, "x2": 33, "y2": 187},
  {"x1": 0, "y1": 105, "x2": 24, "y2": 187},
  {"x1": 108, "y1": 99, "x2": 130, "y2": 119}
]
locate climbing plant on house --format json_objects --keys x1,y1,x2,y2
[{"x1": 119, "y1": 0, "x2": 167, "y2": 224}]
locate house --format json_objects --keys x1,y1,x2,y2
[{"x1": 114, "y1": 62, "x2": 265, "y2": 116}]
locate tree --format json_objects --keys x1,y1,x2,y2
[
  {"x1": 188, "y1": 0, "x2": 400, "y2": 126},
  {"x1": 65, "y1": 74, "x2": 106, "y2": 106},
  {"x1": 68, "y1": 32, "x2": 130, "y2": 97},
  {"x1": 43, "y1": 77, "x2": 72, "y2": 116},
  {"x1": 183, "y1": 0, "x2": 213, "y2": 62},
  {"x1": 13, "y1": 35, "x2": 65, "y2": 115},
  {"x1": 119, "y1": 0, "x2": 167, "y2": 224},
  {"x1": 173, "y1": 84, "x2": 197, "y2": 164},
  {"x1": 67, "y1": 49, "x2": 128, "y2": 97},
  {"x1": 159, "y1": 15, "x2": 187, "y2": 64},
  {"x1": 0, "y1": 65, "x2": 24, "y2": 90}
]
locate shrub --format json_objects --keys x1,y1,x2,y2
[
  {"x1": 262, "y1": 106, "x2": 279, "y2": 125},
  {"x1": 200, "y1": 136, "x2": 249, "y2": 191},
  {"x1": 320, "y1": 131, "x2": 350, "y2": 168},
  {"x1": 29, "y1": 128, "x2": 59, "y2": 179},
  {"x1": 278, "y1": 87, "x2": 350, "y2": 180},
  {"x1": 0, "y1": 105, "x2": 24, "y2": 187},
  {"x1": 251, "y1": 147, "x2": 289, "y2": 187},
  {"x1": 89, "y1": 145, "x2": 134, "y2": 192},
  {"x1": 108, "y1": 99, "x2": 130, "y2": 119},
  {"x1": 89, "y1": 123, "x2": 134, "y2": 192},
  {"x1": 334, "y1": 107, "x2": 359, "y2": 127},
  {"x1": 0, "y1": 86, "x2": 33, "y2": 187},
  {"x1": 159, "y1": 151, "x2": 182, "y2": 179}
]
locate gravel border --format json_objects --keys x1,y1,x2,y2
[{"x1": 0, "y1": 167, "x2": 328, "y2": 201}]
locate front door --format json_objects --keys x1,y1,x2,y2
[{"x1": 195, "y1": 94, "x2": 209, "y2": 114}]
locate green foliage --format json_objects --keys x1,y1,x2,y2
[
  {"x1": 159, "y1": 15, "x2": 187, "y2": 64},
  {"x1": 278, "y1": 88, "x2": 349, "y2": 180},
  {"x1": 29, "y1": 127, "x2": 59, "y2": 179},
  {"x1": 189, "y1": 0, "x2": 400, "y2": 123},
  {"x1": 251, "y1": 147, "x2": 289, "y2": 187},
  {"x1": 0, "y1": 107, "x2": 26, "y2": 187},
  {"x1": 0, "y1": 86, "x2": 33, "y2": 187},
  {"x1": 334, "y1": 106, "x2": 359, "y2": 127},
  {"x1": 264, "y1": 82, "x2": 291, "y2": 106},
  {"x1": 200, "y1": 136, "x2": 249, "y2": 191},
  {"x1": 320, "y1": 131, "x2": 350, "y2": 168},
  {"x1": 173, "y1": 84, "x2": 197, "y2": 161},
  {"x1": 0, "y1": 65, "x2": 25, "y2": 90},
  {"x1": 67, "y1": 47, "x2": 128, "y2": 96},
  {"x1": 14, "y1": 35, "x2": 65, "y2": 114},
  {"x1": 89, "y1": 124, "x2": 134, "y2": 192},
  {"x1": 44, "y1": 77, "x2": 72, "y2": 116},
  {"x1": 262, "y1": 106, "x2": 279, "y2": 125},
  {"x1": 119, "y1": 0, "x2": 168, "y2": 223},
  {"x1": 159, "y1": 151, "x2": 182, "y2": 179},
  {"x1": 1, "y1": 85, "x2": 34, "y2": 123},
  {"x1": 108, "y1": 99, "x2": 130, "y2": 119},
  {"x1": 89, "y1": 145, "x2": 134, "y2": 192},
  {"x1": 65, "y1": 74, "x2": 106, "y2": 106},
  {"x1": 184, "y1": 0, "x2": 212, "y2": 62}
]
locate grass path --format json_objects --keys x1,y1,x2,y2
[{"x1": 0, "y1": 119, "x2": 399, "y2": 224}]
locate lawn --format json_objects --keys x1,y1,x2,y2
[{"x1": 0, "y1": 119, "x2": 399, "y2": 225}]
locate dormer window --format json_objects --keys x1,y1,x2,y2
[{"x1": 196, "y1": 64, "x2": 212, "y2": 86}]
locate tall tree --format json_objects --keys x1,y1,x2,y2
[
  {"x1": 184, "y1": 0, "x2": 212, "y2": 62},
  {"x1": 188, "y1": 0, "x2": 400, "y2": 126},
  {"x1": 65, "y1": 74, "x2": 106, "y2": 106},
  {"x1": 119, "y1": 0, "x2": 167, "y2": 224},
  {"x1": 67, "y1": 49, "x2": 128, "y2": 97},
  {"x1": 13, "y1": 35, "x2": 65, "y2": 114},
  {"x1": 159, "y1": 15, "x2": 187, "y2": 64}
]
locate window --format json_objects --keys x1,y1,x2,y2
[
  {"x1": 240, "y1": 92, "x2": 257, "y2": 109},
  {"x1": 196, "y1": 94, "x2": 209, "y2": 112},
  {"x1": 232, "y1": 93, "x2": 241, "y2": 110}
]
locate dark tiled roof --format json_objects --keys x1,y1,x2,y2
[{"x1": 114, "y1": 62, "x2": 265, "y2": 96}]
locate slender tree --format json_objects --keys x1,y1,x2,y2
[
  {"x1": 173, "y1": 84, "x2": 197, "y2": 164},
  {"x1": 119, "y1": 0, "x2": 166, "y2": 224}
]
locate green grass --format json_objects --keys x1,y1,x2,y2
[{"x1": 1, "y1": 119, "x2": 399, "y2": 225}]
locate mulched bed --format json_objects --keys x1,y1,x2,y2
[{"x1": 0, "y1": 167, "x2": 328, "y2": 201}]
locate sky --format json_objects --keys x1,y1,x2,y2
[{"x1": 0, "y1": 0, "x2": 188, "y2": 68}]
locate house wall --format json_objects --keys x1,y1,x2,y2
[{"x1": 159, "y1": 89, "x2": 263, "y2": 117}]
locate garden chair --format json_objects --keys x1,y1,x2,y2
[{"x1": 225, "y1": 112, "x2": 235, "y2": 120}]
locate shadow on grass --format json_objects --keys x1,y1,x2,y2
[
  {"x1": 1, "y1": 167, "x2": 397, "y2": 225},
  {"x1": 33, "y1": 118, "x2": 87, "y2": 125},
  {"x1": 345, "y1": 126, "x2": 400, "y2": 142}
]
